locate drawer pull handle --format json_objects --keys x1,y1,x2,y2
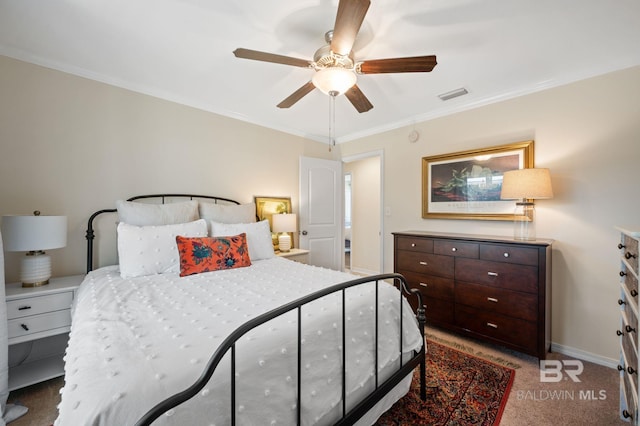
[
  {"x1": 618, "y1": 365, "x2": 625, "y2": 372},
  {"x1": 487, "y1": 297, "x2": 498, "y2": 303},
  {"x1": 622, "y1": 409, "x2": 632, "y2": 419},
  {"x1": 619, "y1": 299, "x2": 626, "y2": 305},
  {"x1": 419, "y1": 282, "x2": 428, "y2": 288},
  {"x1": 632, "y1": 289, "x2": 638, "y2": 298},
  {"x1": 18, "y1": 306, "x2": 32, "y2": 311},
  {"x1": 486, "y1": 322, "x2": 498, "y2": 329},
  {"x1": 411, "y1": 243, "x2": 416, "y2": 247},
  {"x1": 20, "y1": 324, "x2": 29, "y2": 331},
  {"x1": 620, "y1": 271, "x2": 627, "y2": 277},
  {"x1": 451, "y1": 247, "x2": 457, "y2": 252},
  {"x1": 625, "y1": 252, "x2": 638, "y2": 260},
  {"x1": 626, "y1": 325, "x2": 636, "y2": 334},
  {"x1": 617, "y1": 329, "x2": 624, "y2": 336},
  {"x1": 487, "y1": 272, "x2": 498, "y2": 277},
  {"x1": 503, "y1": 252, "x2": 510, "y2": 258},
  {"x1": 619, "y1": 243, "x2": 627, "y2": 250},
  {"x1": 628, "y1": 366, "x2": 637, "y2": 375},
  {"x1": 419, "y1": 261, "x2": 428, "y2": 266}
]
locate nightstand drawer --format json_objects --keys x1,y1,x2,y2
[
  {"x1": 8, "y1": 309, "x2": 71, "y2": 340},
  {"x1": 6, "y1": 291, "x2": 74, "y2": 320}
]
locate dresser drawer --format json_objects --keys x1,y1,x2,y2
[
  {"x1": 480, "y1": 244, "x2": 539, "y2": 266},
  {"x1": 395, "y1": 236, "x2": 433, "y2": 253},
  {"x1": 621, "y1": 329, "x2": 638, "y2": 380},
  {"x1": 622, "y1": 295, "x2": 639, "y2": 341},
  {"x1": 6, "y1": 291, "x2": 74, "y2": 320},
  {"x1": 620, "y1": 364, "x2": 638, "y2": 424},
  {"x1": 455, "y1": 281, "x2": 538, "y2": 322},
  {"x1": 622, "y1": 265, "x2": 639, "y2": 304},
  {"x1": 401, "y1": 271, "x2": 454, "y2": 301},
  {"x1": 396, "y1": 251, "x2": 454, "y2": 278},
  {"x1": 455, "y1": 258, "x2": 538, "y2": 293},
  {"x1": 8, "y1": 309, "x2": 71, "y2": 340},
  {"x1": 622, "y1": 364, "x2": 639, "y2": 422},
  {"x1": 434, "y1": 240, "x2": 478, "y2": 259},
  {"x1": 424, "y1": 299, "x2": 455, "y2": 325},
  {"x1": 455, "y1": 304, "x2": 537, "y2": 353},
  {"x1": 622, "y1": 234, "x2": 639, "y2": 273}
]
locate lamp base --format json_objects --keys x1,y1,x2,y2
[
  {"x1": 278, "y1": 234, "x2": 292, "y2": 252},
  {"x1": 20, "y1": 251, "x2": 52, "y2": 287},
  {"x1": 513, "y1": 202, "x2": 536, "y2": 241}
]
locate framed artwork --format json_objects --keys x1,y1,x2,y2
[
  {"x1": 422, "y1": 140, "x2": 534, "y2": 220},
  {"x1": 254, "y1": 196, "x2": 293, "y2": 250}
]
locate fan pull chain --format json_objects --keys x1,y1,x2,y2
[{"x1": 329, "y1": 90, "x2": 338, "y2": 151}]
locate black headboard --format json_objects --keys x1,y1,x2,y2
[{"x1": 85, "y1": 194, "x2": 240, "y2": 273}]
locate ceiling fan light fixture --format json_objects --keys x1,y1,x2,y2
[{"x1": 312, "y1": 67, "x2": 357, "y2": 96}]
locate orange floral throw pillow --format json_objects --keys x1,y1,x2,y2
[{"x1": 176, "y1": 233, "x2": 252, "y2": 277}]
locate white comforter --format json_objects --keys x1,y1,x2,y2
[{"x1": 56, "y1": 258, "x2": 422, "y2": 426}]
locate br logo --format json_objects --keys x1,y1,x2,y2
[{"x1": 539, "y1": 360, "x2": 584, "y2": 382}]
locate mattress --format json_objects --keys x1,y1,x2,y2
[{"x1": 55, "y1": 258, "x2": 423, "y2": 425}]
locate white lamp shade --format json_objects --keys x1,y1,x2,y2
[
  {"x1": 1, "y1": 215, "x2": 67, "y2": 252},
  {"x1": 500, "y1": 168, "x2": 553, "y2": 200},
  {"x1": 272, "y1": 213, "x2": 297, "y2": 233},
  {"x1": 312, "y1": 68, "x2": 357, "y2": 95}
]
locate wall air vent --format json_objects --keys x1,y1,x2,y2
[{"x1": 438, "y1": 87, "x2": 469, "y2": 101}]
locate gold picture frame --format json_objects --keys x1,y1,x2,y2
[
  {"x1": 254, "y1": 196, "x2": 293, "y2": 250},
  {"x1": 422, "y1": 140, "x2": 534, "y2": 221}
]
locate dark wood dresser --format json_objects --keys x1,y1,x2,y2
[{"x1": 393, "y1": 231, "x2": 552, "y2": 359}]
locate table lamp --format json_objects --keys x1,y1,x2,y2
[
  {"x1": 1, "y1": 211, "x2": 67, "y2": 287},
  {"x1": 272, "y1": 213, "x2": 296, "y2": 252},
  {"x1": 500, "y1": 168, "x2": 553, "y2": 241}
]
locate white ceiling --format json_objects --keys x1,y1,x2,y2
[{"x1": 1, "y1": 0, "x2": 639, "y2": 144}]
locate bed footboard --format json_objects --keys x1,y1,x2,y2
[{"x1": 135, "y1": 273, "x2": 426, "y2": 426}]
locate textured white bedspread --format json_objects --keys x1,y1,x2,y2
[{"x1": 55, "y1": 258, "x2": 422, "y2": 426}]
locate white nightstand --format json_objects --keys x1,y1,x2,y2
[
  {"x1": 6, "y1": 274, "x2": 84, "y2": 390},
  {"x1": 277, "y1": 248, "x2": 310, "y2": 264}
]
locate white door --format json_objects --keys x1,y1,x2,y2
[{"x1": 299, "y1": 156, "x2": 343, "y2": 270}]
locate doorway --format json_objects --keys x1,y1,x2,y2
[{"x1": 342, "y1": 151, "x2": 383, "y2": 275}]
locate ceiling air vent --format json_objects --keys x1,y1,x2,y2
[{"x1": 438, "y1": 87, "x2": 468, "y2": 101}]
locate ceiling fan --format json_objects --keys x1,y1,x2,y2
[{"x1": 233, "y1": 0, "x2": 437, "y2": 113}]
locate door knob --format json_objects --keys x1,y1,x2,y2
[{"x1": 301, "y1": 230, "x2": 308, "y2": 235}]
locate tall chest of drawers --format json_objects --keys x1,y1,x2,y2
[
  {"x1": 393, "y1": 231, "x2": 552, "y2": 359},
  {"x1": 616, "y1": 226, "x2": 640, "y2": 424}
]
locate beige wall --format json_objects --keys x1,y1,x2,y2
[
  {"x1": 338, "y1": 65, "x2": 640, "y2": 364},
  {"x1": 0, "y1": 55, "x2": 333, "y2": 281},
  {"x1": 344, "y1": 155, "x2": 381, "y2": 275}
]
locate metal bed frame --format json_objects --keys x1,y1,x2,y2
[{"x1": 84, "y1": 194, "x2": 426, "y2": 426}]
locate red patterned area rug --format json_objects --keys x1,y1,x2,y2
[{"x1": 375, "y1": 339, "x2": 515, "y2": 426}]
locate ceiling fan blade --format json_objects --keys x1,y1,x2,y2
[
  {"x1": 358, "y1": 55, "x2": 437, "y2": 74},
  {"x1": 277, "y1": 81, "x2": 316, "y2": 108},
  {"x1": 344, "y1": 85, "x2": 373, "y2": 113},
  {"x1": 331, "y1": 0, "x2": 371, "y2": 56},
  {"x1": 233, "y1": 48, "x2": 311, "y2": 68}
]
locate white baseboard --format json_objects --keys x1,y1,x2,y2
[
  {"x1": 348, "y1": 267, "x2": 379, "y2": 276},
  {"x1": 551, "y1": 341, "x2": 619, "y2": 369}
]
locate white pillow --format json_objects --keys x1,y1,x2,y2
[
  {"x1": 116, "y1": 199, "x2": 199, "y2": 226},
  {"x1": 210, "y1": 220, "x2": 275, "y2": 261},
  {"x1": 199, "y1": 202, "x2": 256, "y2": 224},
  {"x1": 117, "y1": 219, "x2": 208, "y2": 278}
]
